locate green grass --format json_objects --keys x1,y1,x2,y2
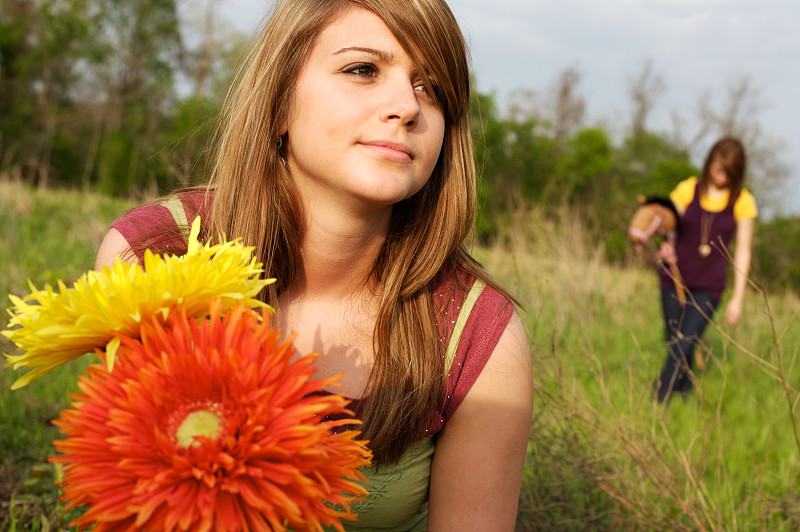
[
  {"x1": 1, "y1": 181, "x2": 133, "y2": 530},
  {"x1": 2, "y1": 182, "x2": 800, "y2": 530},
  {"x1": 0, "y1": 180, "x2": 133, "y2": 312}
]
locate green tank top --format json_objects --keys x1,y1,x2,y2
[
  {"x1": 335, "y1": 436, "x2": 434, "y2": 531},
  {"x1": 328, "y1": 279, "x2": 488, "y2": 531}
]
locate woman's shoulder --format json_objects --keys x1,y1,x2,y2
[
  {"x1": 108, "y1": 187, "x2": 213, "y2": 259},
  {"x1": 734, "y1": 188, "x2": 758, "y2": 220},
  {"x1": 112, "y1": 188, "x2": 209, "y2": 229},
  {"x1": 434, "y1": 265, "x2": 517, "y2": 422},
  {"x1": 432, "y1": 265, "x2": 511, "y2": 299},
  {"x1": 431, "y1": 267, "x2": 516, "y2": 331},
  {"x1": 669, "y1": 177, "x2": 698, "y2": 209}
]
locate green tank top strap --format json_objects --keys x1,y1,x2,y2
[
  {"x1": 160, "y1": 195, "x2": 189, "y2": 231},
  {"x1": 443, "y1": 278, "x2": 486, "y2": 384}
]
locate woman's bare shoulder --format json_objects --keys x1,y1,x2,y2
[{"x1": 94, "y1": 228, "x2": 133, "y2": 271}]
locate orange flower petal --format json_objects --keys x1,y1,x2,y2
[{"x1": 51, "y1": 301, "x2": 372, "y2": 530}]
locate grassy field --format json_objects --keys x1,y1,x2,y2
[
  {"x1": 2, "y1": 181, "x2": 799, "y2": 530},
  {"x1": 0, "y1": 181, "x2": 132, "y2": 529},
  {"x1": 476, "y1": 207, "x2": 800, "y2": 530},
  {"x1": 0, "y1": 181, "x2": 134, "y2": 529}
]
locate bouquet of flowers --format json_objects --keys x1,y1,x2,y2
[{"x1": 3, "y1": 218, "x2": 372, "y2": 532}]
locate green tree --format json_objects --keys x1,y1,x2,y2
[
  {"x1": 470, "y1": 88, "x2": 510, "y2": 241},
  {"x1": 0, "y1": 0, "x2": 97, "y2": 186},
  {"x1": 469, "y1": 87, "x2": 557, "y2": 242},
  {"x1": 552, "y1": 127, "x2": 612, "y2": 202},
  {"x1": 91, "y1": 0, "x2": 183, "y2": 196}
]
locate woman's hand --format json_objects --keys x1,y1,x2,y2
[
  {"x1": 726, "y1": 217, "x2": 755, "y2": 327},
  {"x1": 724, "y1": 296, "x2": 744, "y2": 326},
  {"x1": 658, "y1": 241, "x2": 677, "y2": 266},
  {"x1": 725, "y1": 298, "x2": 744, "y2": 325}
]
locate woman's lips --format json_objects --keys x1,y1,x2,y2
[{"x1": 360, "y1": 141, "x2": 413, "y2": 163}]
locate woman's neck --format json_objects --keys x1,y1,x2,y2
[
  {"x1": 705, "y1": 181, "x2": 728, "y2": 200},
  {"x1": 275, "y1": 204, "x2": 388, "y2": 398},
  {"x1": 291, "y1": 201, "x2": 391, "y2": 302}
]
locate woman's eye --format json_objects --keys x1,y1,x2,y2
[
  {"x1": 415, "y1": 80, "x2": 444, "y2": 105},
  {"x1": 344, "y1": 63, "x2": 377, "y2": 77}
]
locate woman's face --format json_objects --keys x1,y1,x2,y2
[
  {"x1": 709, "y1": 158, "x2": 729, "y2": 189},
  {"x1": 284, "y1": 6, "x2": 446, "y2": 215}
]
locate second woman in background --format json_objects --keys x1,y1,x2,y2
[{"x1": 654, "y1": 137, "x2": 757, "y2": 403}]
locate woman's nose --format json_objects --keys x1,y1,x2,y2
[{"x1": 380, "y1": 79, "x2": 421, "y2": 127}]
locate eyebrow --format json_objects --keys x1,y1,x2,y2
[{"x1": 333, "y1": 46, "x2": 395, "y2": 63}]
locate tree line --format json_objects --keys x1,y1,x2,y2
[
  {"x1": 0, "y1": 0, "x2": 241, "y2": 195},
  {"x1": 2, "y1": 0, "x2": 797, "y2": 291}
]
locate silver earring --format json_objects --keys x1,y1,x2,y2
[{"x1": 277, "y1": 135, "x2": 287, "y2": 168}]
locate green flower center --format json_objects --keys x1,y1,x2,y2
[{"x1": 176, "y1": 409, "x2": 222, "y2": 448}]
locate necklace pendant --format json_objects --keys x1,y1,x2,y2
[{"x1": 698, "y1": 244, "x2": 711, "y2": 258}]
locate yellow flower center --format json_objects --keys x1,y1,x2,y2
[{"x1": 175, "y1": 409, "x2": 223, "y2": 448}]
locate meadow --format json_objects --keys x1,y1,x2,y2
[{"x1": 1, "y1": 180, "x2": 799, "y2": 530}]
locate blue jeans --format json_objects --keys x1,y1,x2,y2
[{"x1": 654, "y1": 288, "x2": 719, "y2": 402}]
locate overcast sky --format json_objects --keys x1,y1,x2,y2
[{"x1": 217, "y1": 0, "x2": 800, "y2": 216}]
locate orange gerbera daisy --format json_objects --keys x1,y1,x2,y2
[{"x1": 51, "y1": 300, "x2": 372, "y2": 532}]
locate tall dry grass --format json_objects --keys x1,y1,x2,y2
[{"x1": 476, "y1": 204, "x2": 800, "y2": 531}]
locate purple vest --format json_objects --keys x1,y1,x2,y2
[{"x1": 660, "y1": 183, "x2": 737, "y2": 299}]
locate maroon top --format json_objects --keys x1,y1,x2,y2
[
  {"x1": 429, "y1": 270, "x2": 514, "y2": 433},
  {"x1": 109, "y1": 191, "x2": 514, "y2": 435},
  {"x1": 110, "y1": 190, "x2": 211, "y2": 259},
  {"x1": 659, "y1": 182, "x2": 737, "y2": 299}
]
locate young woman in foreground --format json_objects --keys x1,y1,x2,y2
[
  {"x1": 654, "y1": 137, "x2": 757, "y2": 403},
  {"x1": 96, "y1": 0, "x2": 533, "y2": 529}
]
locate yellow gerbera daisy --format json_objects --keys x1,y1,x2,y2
[{"x1": 3, "y1": 217, "x2": 273, "y2": 389}]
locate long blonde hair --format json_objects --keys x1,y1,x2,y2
[{"x1": 208, "y1": 0, "x2": 497, "y2": 464}]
